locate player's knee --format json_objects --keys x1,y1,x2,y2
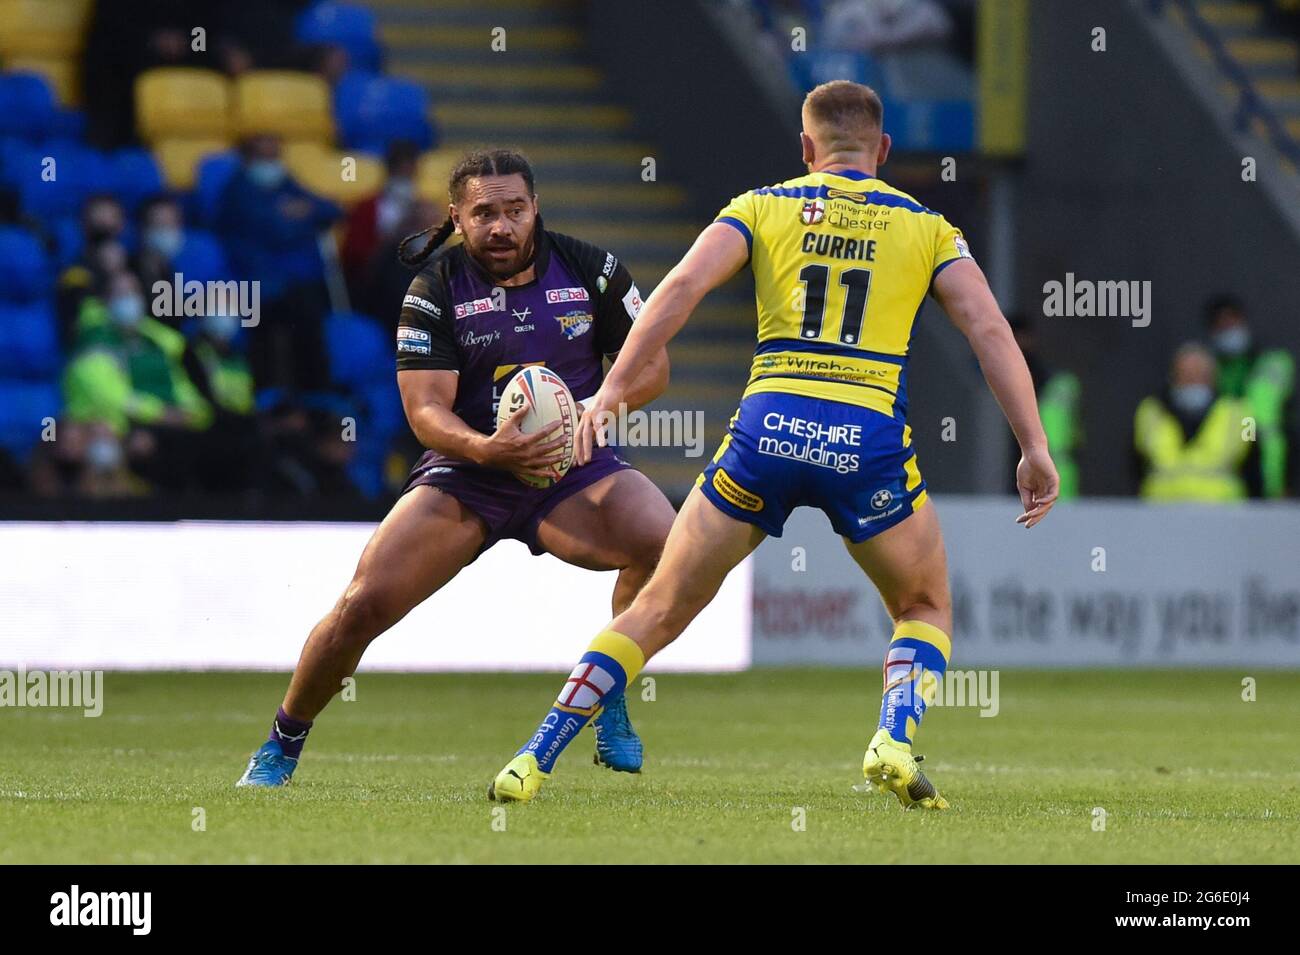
[
  {"x1": 893, "y1": 589, "x2": 952, "y2": 630},
  {"x1": 333, "y1": 581, "x2": 399, "y2": 647}
]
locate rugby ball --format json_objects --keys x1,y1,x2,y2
[{"x1": 495, "y1": 366, "x2": 577, "y2": 488}]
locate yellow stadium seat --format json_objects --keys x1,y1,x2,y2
[
  {"x1": 284, "y1": 141, "x2": 384, "y2": 206},
  {"x1": 6, "y1": 56, "x2": 78, "y2": 105},
  {"x1": 0, "y1": 0, "x2": 92, "y2": 58},
  {"x1": 154, "y1": 138, "x2": 233, "y2": 190},
  {"x1": 417, "y1": 148, "x2": 460, "y2": 206},
  {"x1": 136, "y1": 68, "x2": 232, "y2": 142},
  {"x1": 234, "y1": 71, "x2": 334, "y2": 142}
]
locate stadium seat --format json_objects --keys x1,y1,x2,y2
[
  {"x1": 233, "y1": 71, "x2": 334, "y2": 142},
  {"x1": 0, "y1": 226, "x2": 51, "y2": 302},
  {"x1": 295, "y1": 2, "x2": 383, "y2": 73},
  {"x1": 0, "y1": 72, "x2": 58, "y2": 140},
  {"x1": 284, "y1": 140, "x2": 384, "y2": 205},
  {"x1": 0, "y1": 300, "x2": 59, "y2": 377},
  {"x1": 153, "y1": 137, "x2": 231, "y2": 190},
  {"x1": 334, "y1": 71, "x2": 434, "y2": 154},
  {"x1": 16, "y1": 142, "x2": 114, "y2": 219},
  {"x1": 416, "y1": 148, "x2": 458, "y2": 205},
  {"x1": 0, "y1": 377, "x2": 60, "y2": 460},
  {"x1": 50, "y1": 215, "x2": 82, "y2": 268},
  {"x1": 135, "y1": 68, "x2": 232, "y2": 142},
  {"x1": 5, "y1": 56, "x2": 79, "y2": 105},
  {"x1": 110, "y1": 148, "x2": 165, "y2": 212},
  {"x1": 191, "y1": 151, "x2": 241, "y2": 227},
  {"x1": 325, "y1": 311, "x2": 389, "y2": 389},
  {"x1": 171, "y1": 230, "x2": 232, "y2": 284},
  {"x1": 0, "y1": 0, "x2": 93, "y2": 59}
]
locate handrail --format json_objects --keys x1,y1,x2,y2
[{"x1": 1147, "y1": 0, "x2": 1300, "y2": 165}]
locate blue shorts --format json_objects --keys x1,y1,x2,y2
[{"x1": 696, "y1": 391, "x2": 928, "y2": 542}]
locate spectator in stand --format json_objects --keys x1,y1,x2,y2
[
  {"x1": 56, "y1": 195, "x2": 131, "y2": 347},
  {"x1": 62, "y1": 270, "x2": 213, "y2": 492},
  {"x1": 131, "y1": 195, "x2": 187, "y2": 312},
  {"x1": 341, "y1": 140, "x2": 420, "y2": 300},
  {"x1": 1007, "y1": 314, "x2": 1082, "y2": 500},
  {"x1": 1204, "y1": 295, "x2": 1295, "y2": 498},
  {"x1": 1134, "y1": 342, "x2": 1258, "y2": 501},
  {"x1": 215, "y1": 133, "x2": 342, "y2": 396},
  {"x1": 180, "y1": 310, "x2": 263, "y2": 493},
  {"x1": 355, "y1": 197, "x2": 440, "y2": 333}
]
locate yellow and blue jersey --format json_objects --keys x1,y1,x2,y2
[
  {"x1": 697, "y1": 168, "x2": 971, "y2": 542},
  {"x1": 715, "y1": 168, "x2": 971, "y2": 421}
]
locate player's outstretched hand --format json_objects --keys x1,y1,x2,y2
[
  {"x1": 480, "y1": 404, "x2": 567, "y2": 479},
  {"x1": 1015, "y1": 446, "x2": 1060, "y2": 529},
  {"x1": 575, "y1": 388, "x2": 620, "y2": 466}
]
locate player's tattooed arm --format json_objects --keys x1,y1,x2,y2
[{"x1": 932, "y1": 258, "x2": 1060, "y2": 527}]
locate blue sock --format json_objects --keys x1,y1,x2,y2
[
  {"x1": 878, "y1": 621, "x2": 951, "y2": 746},
  {"x1": 518, "y1": 631, "x2": 644, "y2": 773}
]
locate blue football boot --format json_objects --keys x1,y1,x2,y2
[
  {"x1": 236, "y1": 739, "x2": 298, "y2": 787},
  {"x1": 592, "y1": 693, "x2": 643, "y2": 773}
]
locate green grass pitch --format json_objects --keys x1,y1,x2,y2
[{"x1": 2, "y1": 670, "x2": 1297, "y2": 863}]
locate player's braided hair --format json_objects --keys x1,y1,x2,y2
[{"x1": 397, "y1": 148, "x2": 537, "y2": 267}]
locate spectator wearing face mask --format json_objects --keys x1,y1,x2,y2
[
  {"x1": 1133, "y1": 342, "x2": 1258, "y2": 501},
  {"x1": 1204, "y1": 295, "x2": 1295, "y2": 498},
  {"x1": 131, "y1": 195, "x2": 188, "y2": 307},
  {"x1": 215, "y1": 133, "x2": 342, "y2": 397},
  {"x1": 57, "y1": 195, "x2": 130, "y2": 346},
  {"x1": 62, "y1": 270, "x2": 213, "y2": 491}
]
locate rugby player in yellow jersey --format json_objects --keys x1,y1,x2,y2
[{"x1": 489, "y1": 80, "x2": 1059, "y2": 808}]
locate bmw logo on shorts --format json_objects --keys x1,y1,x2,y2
[{"x1": 871, "y1": 488, "x2": 893, "y2": 510}]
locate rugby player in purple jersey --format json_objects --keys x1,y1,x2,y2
[{"x1": 237, "y1": 149, "x2": 673, "y2": 786}]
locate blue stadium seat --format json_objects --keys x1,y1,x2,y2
[
  {"x1": 789, "y1": 51, "x2": 889, "y2": 98},
  {"x1": 0, "y1": 73, "x2": 58, "y2": 141},
  {"x1": 325, "y1": 311, "x2": 390, "y2": 389},
  {"x1": 172, "y1": 230, "x2": 231, "y2": 284},
  {"x1": 0, "y1": 378, "x2": 61, "y2": 460},
  {"x1": 17, "y1": 142, "x2": 116, "y2": 219},
  {"x1": 334, "y1": 71, "x2": 434, "y2": 154},
  {"x1": 296, "y1": 2, "x2": 383, "y2": 72},
  {"x1": 0, "y1": 300, "x2": 60, "y2": 377},
  {"x1": 111, "y1": 148, "x2": 165, "y2": 212},
  {"x1": 192, "y1": 151, "x2": 240, "y2": 227},
  {"x1": 50, "y1": 215, "x2": 82, "y2": 268},
  {"x1": 0, "y1": 227, "x2": 51, "y2": 302}
]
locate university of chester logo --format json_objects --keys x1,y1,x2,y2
[
  {"x1": 800, "y1": 198, "x2": 825, "y2": 225},
  {"x1": 871, "y1": 488, "x2": 893, "y2": 510}
]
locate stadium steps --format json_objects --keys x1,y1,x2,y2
[
  {"x1": 366, "y1": 0, "x2": 753, "y2": 499},
  {"x1": 1173, "y1": 1, "x2": 1300, "y2": 145}
]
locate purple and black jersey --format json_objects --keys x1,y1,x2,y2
[{"x1": 395, "y1": 229, "x2": 643, "y2": 442}]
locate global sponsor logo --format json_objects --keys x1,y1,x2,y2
[
  {"x1": 454, "y1": 295, "x2": 500, "y2": 319},
  {"x1": 403, "y1": 293, "x2": 441, "y2": 317},
  {"x1": 757, "y1": 412, "x2": 861, "y2": 474},
  {"x1": 545, "y1": 287, "x2": 589, "y2": 304},
  {"x1": 555, "y1": 309, "x2": 593, "y2": 340}
]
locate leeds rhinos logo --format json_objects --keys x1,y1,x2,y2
[{"x1": 555, "y1": 309, "x2": 593, "y2": 340}]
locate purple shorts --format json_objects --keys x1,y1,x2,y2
[{"x1": 401, "y1": 445, "x2": 633, "y2": 557}]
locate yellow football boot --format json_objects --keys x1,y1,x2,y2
[
  {"x1": 488, "y1": 753, "x2": 549, "y2": 803},
  {"x1": 862, "y1": 729, "x2": 950, "y2": 810}
]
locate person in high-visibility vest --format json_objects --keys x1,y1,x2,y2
[
  {"x1": 1134, "y1": 342, "x2": 1256, "y2": 501},
  {"x1": 1204, "y1": 296, "x2": 1295, "y2": 498}
]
